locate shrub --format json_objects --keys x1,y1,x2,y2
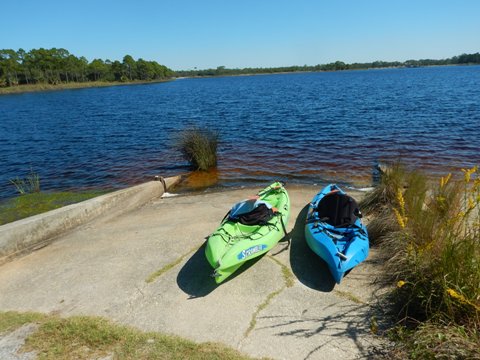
[
  {"x1": 364, "y1": 164, "x2": 480, "y2": 357},
  {"x1": 177, "y1": 127, "x2": 218, "y2": 171},
  {"x1": 385, "y1": 167, "x2": 479, "y2": 325}
]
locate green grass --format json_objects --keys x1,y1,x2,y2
[
  {"x1": 268, "y1": 255, "x2": 295, "y2": 288},
  {"x1": 362, "y1": 164, "x2": 480, "y2": 358},
  {"x1": 0, "y1": 311, "x2": 44, "y2": 334},
  {"x1": 177, "y1": 127, "x2": 219, "y2": 171},
  {"x1": 0, "y1": 311, "x2": 257, "y2": 360},
  {"x1": 0, "y1": 191, "x2": 106, "y2": 225}
]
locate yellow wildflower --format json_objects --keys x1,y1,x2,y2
[
  {"x1": 393, "y1": 208, "x2": 406, "y2": 229},
  {"x1": 397, "y1": 280, "x2": 406, "y2": 288},
  {"x1": 447, "y1": 288, "x2": 480, "y2": 311},
  {"x1": 406, "y1": 242, "x2": 415, "y2": 256},
  {"x1": 420, "y1": 241, "x2": 433, "y2": 252},
  {"x1": 436, "y1": 195, "x2": 445, "y2": 203},
  {"x1": 462, "y1": 166, "x2": 477, "y2": 183},
  {"x1": 440, "y1": 173, "x2": 451, "y2": 188},
  {"x1": 474, "y1": 177, "x2": 480, "y2": 189},
  {"x1": 468, "y1": 197, "x2": 476, "y2": 211},
  {"x1": 447, "y1": 288, "x2": 462, "y2": 300},
  {"x1": 396, "y1": 188, "x2": 405, "y2": 214}
]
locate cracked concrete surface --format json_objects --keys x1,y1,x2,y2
[{"x1": 0, "y1": 185, "x2": 386, "y2": 359}]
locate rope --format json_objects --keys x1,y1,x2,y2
[{"x1": 278, "y1": 213, "x2": 288, "y2": 238}]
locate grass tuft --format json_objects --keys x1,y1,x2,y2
[
  {"x1": 10, "y1": 169, "x2": 41, "y2": 195},
  {"x1": 177, "y1": 127, "x2": 219, "y2": 171},
  {"x1": 360, "y1": 162, "x2": 407, "y2": 216}
]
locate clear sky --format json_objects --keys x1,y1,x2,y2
[{"x1": 1, "y1": 0, "x2": 479, "y2": 70}]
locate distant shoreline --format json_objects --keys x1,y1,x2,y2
[
  {"x1": 0, "y1": 79, "x2": 172, "y2": 96},
  {"x1": 2, "y1": 63, "x2": 479, "y2": 95},
  {"x1": 178, "y1": 63, "x2": 480, "y2": 80}
]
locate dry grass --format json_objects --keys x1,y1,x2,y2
[
  {"x1": 362, "y1": 164, "x2": 480, "y2": 359},
  {"x1": 387, "y1": 322, "x2": 480, "y2": 360}
]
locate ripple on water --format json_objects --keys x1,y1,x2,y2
[{"x1": 1, "y1": 66, "x2": 480, "y2": 198}]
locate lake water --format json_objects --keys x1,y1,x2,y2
[{"x1": 1, "y1": 66, "x2": 479, "y2": 199}]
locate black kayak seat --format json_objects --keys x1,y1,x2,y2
[{"x1": 317, "y1": 192, "x2": 359, "y2": 227}]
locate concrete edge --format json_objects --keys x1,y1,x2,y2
[{"x1": 0, "y1": 175, "x2": 182, "y2": 265}]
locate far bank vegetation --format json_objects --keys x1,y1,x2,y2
[
  {"x1": 2, "y1": 49, "x2": 479, "y2": 92},
  {"x1": 176, "y1": 52, "x2": 480, "y2": 77},
  {"x1": 0, "y1": 48, "x2": 173, "y2": 88}
]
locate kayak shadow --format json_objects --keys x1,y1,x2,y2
[
  {"x1": 176, "y1": 242, "x2": 217, "y2": 298},
  {"x1": 176, "y1": 242, "x2": 264, "y2": 298},
  {"x1": 289, "y1": 204, "x2": 336, "y2": 292}
]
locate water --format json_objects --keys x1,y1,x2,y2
[{"x1": 1, "y1": 66, "x2": 479, "y2": 199}]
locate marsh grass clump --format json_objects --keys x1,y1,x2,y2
[
  {"x1": 10, "y1": 169, "x2": 41, "y2": 194},
  {"x1": 360, "y1": 162, "x2": 428, "y2": 245},
  {"x1": 383, "y1": 167, "x2": 480, "y2": 325},
  {"x1": 177, "y1": 127, "x2": 218, "y2": 171},
  {"x1": 360, "y1": 162, "x2": 408, "y2": 215},
  {"x1": 364, "y1": 164, "x2": 480, "y2": 358}
]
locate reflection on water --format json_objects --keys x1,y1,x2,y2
[{"x1": 180, "y1": 169, "x2": 219, "y2": 190}]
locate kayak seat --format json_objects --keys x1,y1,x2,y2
[{"x1": 317, "y1": 192, "x2": 359, "y2": 228}]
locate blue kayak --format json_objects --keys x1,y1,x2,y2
[{"x1": 304, "y1": 184, "x2": 369, "y2": 283}]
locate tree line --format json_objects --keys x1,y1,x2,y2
[
  {"x1": 2, "y1": 48, "x2": 479, "y2": 86},
  {"x1": 175, "y1": 52, "x2": 480, "y2": 77},
  {"x1": 0, "y1": 48, "x2": 174, "y2": 87}
]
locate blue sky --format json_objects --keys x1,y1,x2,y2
[{"x1": 2, "y1": 0, "x2": 479, "y2": 70}]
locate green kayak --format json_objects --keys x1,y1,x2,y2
[{"x1": 205, "y1": 181, "x2": 290, "y2": 284}]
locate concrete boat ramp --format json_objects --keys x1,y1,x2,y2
[{"x1": 0, "y1": 181, "x2": 385, "y2": 359}]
